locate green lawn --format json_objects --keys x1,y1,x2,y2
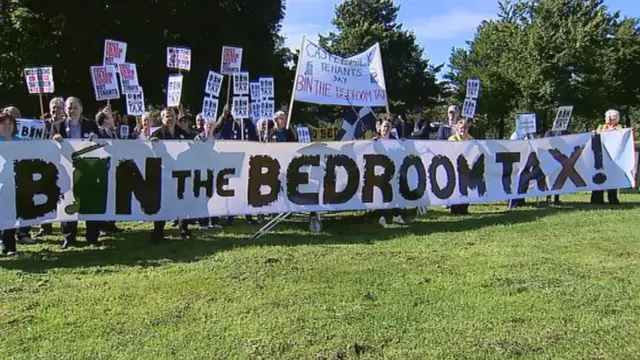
[{"x1": 2, "y1": 193, "x2": 640, "y2": 359}]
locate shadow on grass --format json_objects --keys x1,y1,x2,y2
[{"x1": 3, "y1": 201, "x2": 640, "y2": 273}]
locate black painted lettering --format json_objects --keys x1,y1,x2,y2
[
  {"x1": 115, "y1": 158, "x2": 162, "y2": 215},
  {"x1": 216, "y1": 168, "x2": 235, "y2": 197},
  {"x1": 398, "y1": 155, "x2": 426, "y2": 201},
  {"x1": 287, "y1": 155, "x2": 320, "y2": 205},
  {"x1": 172, "y1": 170, "x2": 191, "y2": 200},
  {"x1": 248, "y1": 155, "x2": 280, "y2": 207},
  {"x1": 14, "y1": 159, "x2": 61, "y2": 220},
  {"x1": 495, "y1": 152, "x2": 520, "y2": 194},
  {"x1": 517, "y1": 152, "x2": 547, "y2": 194},
  {"x1": 457, "y1": 154, "x2": 486, "y2": 197},
  {"x1": 548, "y1": 147, "x2": 587, "y2": 190},
  {"x1": 193, "y1": 169, "x2": 214, "y2": 198},
  {"x1": 323, "y1": 154, "x2": 359, "y2": 204},
  {"x1": 428, "y1": 155, "x2": 456, "y2": 200},
  {"x1": 362, "y1": 154, "x2": 395, "y2": 203}
]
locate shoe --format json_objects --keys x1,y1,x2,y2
[
  {"x1": 34, "y1": 228, "x2": 52, "y2": 238},
  {"x1": 392, "y1": 216, "x2": 405, "y2": 225},
  {"x1": 17, "y1": 235, "x2": 36, "y2": 244},
  {"x1": 61, "y1": 240, "x2": 77, "y2": 249},
  {"x1": 180, "y1": 232, "x2": 192, "y2": 240},
  {"x1": 99, "y1": 231, "x2": 107, "y2": 237},
  {"x1": 247, "y1": 219, "x2": 258, "y2": 225},
  {"x1": 208, "y1": 224, "x2": 222, "y2": 229},
  {"x1": 87, "y1": 241, "x2": 102, "y2": 248},
  {"x1": 198, "y1": 225, "x2": 208, "y2": 231},
  {"x1": 378, "y1": 216, "x2": 387, "y2": 226},
  {"x1": 2, "y1": 250, "x2": 17, "y2": 256}
]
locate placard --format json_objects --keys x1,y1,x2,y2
[
  {"x1": 220, "y1": 46, "x2": 243, "y2": 75},
  {"x1": 296, "y1": 126, "x2": 311, "y2": 143},
  {"x1": 205, "y1": 71, "x2": 224, "y2": 97},
  {"x1": 232, "y1": 96, "x2": 249, "y2": 119},
  {"x1": 126, "y1": 87, "x2": 145, "y2": 116},
  {"x1": 90, "y1": 65, "x2": 120, "y2": 101},
  {"x1": 250, "y1": 82, "x2": 261, "y2": 100},
  {"x1": 516, "y1": 113, "x2": 537, "y2": 134},
  {"x1": 166, "y1": 47, "x2": 191, "y2": 71},
  {"x1": 202, "y1": 96, "x2": 219, "y2": 121},
  {"x1": 461, "y1": 98, "x2": 477, "y2": 118},
  {"x1": 233, "y1": 72, "x2": 249, "y2": 95},
  {"x1": 16, "y1": 119, "x2": 45, "y2": 140},
  {"x1": 552, "y1": 106, "x2": 574, "y2": 132},
  {"x1": 103, "y1": 39, "x2": 127, "y2": 68},
  {"x1": 167, "y1": 75, "x2": 183, "y2": 107},
  {"x1": 23, "y1": 67, "x2": 54, "y2": 94},
  {"x1": 120, "y1": 125, "x2": 130, "y2": 139},
  {"x1": 260, "y1": 100, "x2": 275, "y2": 120},
  {"x1": 117, "y1": 63, "x2": 140, "y2": 94},
  {"x1": 466, "y1": 78, "x2": 480, "y2": 99},
  {"x1": 259, "y1": 77, "x2": 274, "y2": 99},
  {"x1": 251, "y1": 101, "x2": 262, "y2": 121}
]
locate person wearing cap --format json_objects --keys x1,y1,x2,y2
[
  {"x1": 447, "y1": 119, "x2": 473, "y2": 215},
  {"x1": 544, "y1": 128, "x2": 571, "y2": 204},
  {"x1": 437, "y1": 105, "x2": 458, "y2": 140},
  {"x1": 590, "y1": 109, "x2": 623, "y2": 205}
]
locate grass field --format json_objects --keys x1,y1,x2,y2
[{"x1": 1, "y1": 192, "x2": 640, "y2": 359}]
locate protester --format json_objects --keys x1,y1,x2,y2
[
  {"x1": 437, "y1": 105, "x2": 458, "y2": 140},
  {"x1": 591, "y1": 109, "x2": 623, "y2": 205},
  {"x1": 194, "y1": 118, "x2": 222, "y2": 230},
  {"x1": 131, "y1": 112, "x2": 154, "y2": 140},
  {"x1": 215, "y1": 104, "x2": 259, "y2": 225},
  {"x1": 177, "y1": 113, "x2": 198, "y2": 139},
  {"x1": 448, "y1": 119, "x2": 473, "y2": 215},
  {"x1": 3, "y1": 106, "x2": 21, "y2": 118},
  {"x1": 0, "y1": 113, "x2": 30, "y2": 255},
  {"x1": 373, "y1": 120, "x2": 405, "y2": 226},
  {"x1": 544, "y1": 128, "x2": 571, "y2": 204},
  {"x1": 269, "y1": 111, "x2": 296, "y2": 142},
  {"x1": 50, "y1": 96, "x2": 103, "y2": 249},
  {"x1": 411, "y1": 105, "x2": 431, "y2": 139},
  {"x1": 393, "y1": 112, "x2": 413, "y2": 139},
  {"x1": 149, "y1": 107, "x2": 193, "y2": 243}
]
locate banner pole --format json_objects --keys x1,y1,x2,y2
[
  {"x1": 38, "y1": 94, "x2": 45, "y2": 118},
  {"x1": 226, "y1": 76, "x2": 232, "y2": 105},
  {"x1": 285, "y1": 34, "x2": 306, "y2": 130}
]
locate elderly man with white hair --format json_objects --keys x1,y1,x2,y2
[
  {"x1": 437, "y1": 105, "x2": 459, "y2": 140},
  {"x1": 590, "y1": 109, "x2": 623, "y2": 205}
]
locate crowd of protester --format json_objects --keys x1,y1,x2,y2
[{"x1": 0, "y1": 96, "x2": 627, "y2": 256}]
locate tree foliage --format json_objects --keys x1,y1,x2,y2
[
  {"x1": 0, "y1": 0, "x2": 292, "y2": 116},
  {"x1": 446, "y1": 0, "x2": 640, "y2": 137}
]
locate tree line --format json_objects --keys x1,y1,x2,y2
[{"x1": 1, "y1": 0, "x2": 638, "y2": 138}]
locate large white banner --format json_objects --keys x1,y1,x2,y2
[
  {"x1": 293, "y1": 35, "x2": 387, "y2": 107},
  {"x1": 0, "y1": 130, "x2": 635, "y2": 230}
]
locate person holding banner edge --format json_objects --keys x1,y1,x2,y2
[
  {"x1": 149, "y1": 107, "x2": 193, "y2": 243},
  {"x1": 194, "y1": 119, "x2": 222, "y2": 230},
  {"x1": 544, "y1": 128, "x2": 571, "y2": 204},
  {"x1": 590, "y1": 109, "x2": 623, "y2": 205},
  {"x1": 49, "y1": 97, "x2": 103, "y2": 248},
  {"x1": 448, "y1": 119, "x2": 473, "y2": 215},
  {"x1": 374, "y1": 120, "x2": 406, "y2": 226}
]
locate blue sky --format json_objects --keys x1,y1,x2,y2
[{"x1": 281, "y1": 0, "x2": 640, "y2": 77}]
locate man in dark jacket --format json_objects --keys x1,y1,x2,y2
[
  {"x1": 149, "y1": 107, "x2": 192, "y2": 244},
  {"x1": 544, "y1": 128, "x2": 570, "y2": 204},
  {"x1": 50, "y1": 96, "x2": 102, "y2": 249}
]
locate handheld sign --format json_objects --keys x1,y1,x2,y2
[
  {"x1": 103, "y1": 40, "x2": 127, "y2": 69},
  {"x1": 204, "y1": 71, "x2": 224, "y2": 97},
  {"x1": 90, "y1": 65, "x2": 120, "y2": 101},
  {"x1": 552, "y1": 105, "x2": 574, "y2": 132},
  {"x1": 167, "y1": 75, "x2": 183, "y2": 107},
  {"x1": 516, "y1": 113, "x2": 537, "y2": 135},
  {"x1": 24, "y1": 67, "x2": 54, "y2": 94},
  {"x1": 466, "y1": 78, "x2": 480, "y2": 99},
  {"x1": 167, "y1": 47, "x2": 191, "y2": 71},
  {"x1": 233, "y1": 72, "x2": 250, "y2": 95},
  {"x1": 461, "y1": 98, "x2": 477, "y2": 119},
  {"x1": 232, "y1": 96, "x2": 249, "y2": 119},
  {"x1": 117, "y1": 63, "x2": 140, "y2": 94},
  {"x1": 16, "y1": 119, "x2": 45, "y2": 140},
  {"x1": 221, "y1": 46, "x2": 243, "y2": 75},
  {"x1": 126, "y1": 87, "x2": 145, "y2": 116},
  {"x1": 260, "y1": 100, "x2": 275, "y2": 120},
  {"x1": 120, "y1": 125, "x2": 129, "y2": 139},
  {"x1": 249, "y1": 82, "x2": 261, "y2": 101},
  {"x1": 251, "y1": 101, "x2": 261, "y2": 122},
  {"x1": 259, "y1": 77, "x2": 274, "y2": 99},
  {"x1": 296, "y1": 126, "x2": 311, "y2": 143},
  {"x1": 202, "y1": 96, "x2": 219, "y2": 121}
]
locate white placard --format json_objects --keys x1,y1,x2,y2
[
  {"x1": 461, "y1": 98, "x2": 477, "y2": 118},
  {"x1": 202, "y1": 97, "x2": 219, "y2": 121},
  {"x1": 126, "y1": 87, "x2": 145, "y2": 116},
  {"x1": 120, "y1": 125, "x2": 130, "y2": 139},
  {"x1": 552, "y1": 106, "x2": 574, "y2": 132},
  {"x1": 251, "y1": 101, "x2": 262, "y2": 121},
  {"x1": 293, "y1": 36, "x2": 387, "y2": 107},
  {"x1": 23, "y1": 67, "x2": 54, "y2": 94},
  {"x1": 297, "y1": 126, "x2": 311, "y2": 143},
  {"x1": 220, "y1": 46, "x2": 243, "y2": 75},
  {"x1": 466, "y1": 78, "x2": 480, "y2": 99},
  {"x1": 260, "y1": 100, "x2": 275, "y2": 120},
  {"x1": 232, "y1": 96, "x2": 249, "y2": 119},
  {"x1": 103, "y1": 39, "x2": 127, "y2": 68},
  {"x1": 233, "y1": 72, "x2": 250, "y2": 95},
  {"x1": 0, "y1": 130, "x2": 635, "y2": 230},
  {"x1": 117, "y1": 63, "x2": 140, "y2": 94},
  {"x1": 516, "y1": 113, "x2": 537, "y2": 134},
  {"x1": 250, "y1": 82, "x2": 261, "y2": 100},
  {"x1": 167, "y1": 74, "x2": 183, "y2": 107},
  {"x1": 259, "y1": 77, "x2": 274, "y2": 99},
  {"x1": 166, "y1": 47, "x2": 191, "y2": 71},
  {"x1": 90, "y1": 65, "x2": 120, "y2": 101},
  {"x1": 16, "y1": 119, "x2": 46, "y2": 140},
  {"x1": 205, "y1": 71, "x2": 224, "y2": 97}
]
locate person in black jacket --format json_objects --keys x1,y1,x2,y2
[
  {"x1": 95, "y1": 110, "x2": 125, "y2": 235},
  {"x1": 544, "y1": 129, "x2": 570, "y2": 204},
  {"x1": 269, "y1": 111, "x2": 297, "y2": 142},
  {"x1": 149, "y1": 107, "x2": 192, "y2": 244},
  {"x1": 50, "y1": 96, "x2": 102, "y2": 249},
  {"x1": 373, "y1": 120, "x2": 406, "y2": 226}
]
